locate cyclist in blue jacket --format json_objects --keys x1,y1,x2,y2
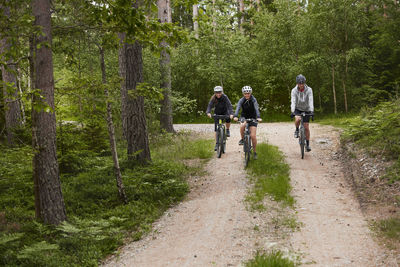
[
  {"x1": 233, "y1": 86, "x2": 262, "y2": 159},
  {"x1": 206, "y1": 86, "x2": 234, "y2": 151}
]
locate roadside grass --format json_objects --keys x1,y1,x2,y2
[
  {"x1": 246, "y1": 143, "x2": 294, "y2": 209},
  {"x1": 372, "y1": 218, "x2": 400, "y2": 242},
  {"x1": 0, "y1": 132, "x2": 213, "y2": 267},
  {"x1": 245, "y1": 251, "x2": 295, "y2": 267},
  {"x1": 317, "y1": 112, "x2": 358, "y2": 128}
]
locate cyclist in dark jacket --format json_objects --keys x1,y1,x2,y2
[
  {"x1": 233, "y1": 86, "x2": 262, "y2": 159},
  {"x1": 206, "y1": 86, "x2": 234, "y2": 151}
]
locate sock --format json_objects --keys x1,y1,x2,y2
[
  {"x1": 296, "y1": 127, "x2": 299, "y2": 131},
  {"x1": 306, "y1": 140, "x2": 309, "y2": 146}
]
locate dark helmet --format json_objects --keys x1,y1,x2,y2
[{"x1": 296, "y1": 74, "x2": 306, "y2": 84}]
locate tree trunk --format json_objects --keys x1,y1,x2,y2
[
  {"x1": 342, "y1": 58, "x2": 348, "y2": 113},
  {"x1": 32, "y1": 0, "x2": 67, "y2": 225},
  {"x1": 158, "y1": 0, "x2": 174, "y2": 133},
  {"x1": 256, "y1": 0, "x2": 260, "y2": 12},
  {"x1": 331, "y1": 63, "x2": 337, "y2": 114},
  {"x1": 100, "y1": 46, "x2": 127, "y2": 204},
  {"x1": 118, "y1": 30, "x2": 151, "y2": 164},
  {"x1": 193, "y1": 4, "x2": 199, "y2": 38},
  {"x1": 0, "y1": 3, "x2": 22, "y2": 146},
  {"x1": 238, "y1": 0, "x2": 245, "y2": 33}
]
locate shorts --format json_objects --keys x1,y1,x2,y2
[
  {"x1": 294, "y1": 109, "x2": 312, "y2": 123},
  {"x1": 214, "y1": 117, "x2": 231, "y2": 132},
  {"x1": 240, "y1": 117, "x2": 258, "y2": 127}
]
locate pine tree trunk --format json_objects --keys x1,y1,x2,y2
[
  {"x1": 118, "y1": 31, "x2": 151, "y2": 165},
  {"x1": 331, "y1": 63, "x2": 337, "y2": 114},
  {"x1": 0, "y1": 3, "x2": 22, "y2": 146},
  {"x1": 32, "y1": 0, "x2": 67, "y2": 225},
  {"x1": 100, "y1": 46, "x2": 127, "y2": 204},
  {"x1": 158, "y1": 0, "x2": 175, "y2": 133}
]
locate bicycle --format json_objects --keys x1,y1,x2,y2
[
  {"x1": 294, "y1": 112, "x2": 313, "y2": 159},
  {"x1": 240, "y1": 118, "x2": 258, "y2": 168},
  {"x1": 213, "y1": 114, "x2": 230, "y2": 158}
]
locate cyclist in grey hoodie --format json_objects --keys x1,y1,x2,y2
[{"x1": 290, "y1": 74, "x2": 314, "y2": 152}]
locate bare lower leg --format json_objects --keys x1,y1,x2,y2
[
  {"x1": 240, "y1": 124, "x2": 245, "y2": 139},
  {"x1": 226, "y1": 122, "x2": 230, "y2": 130},
  {"x1": 250, "y1": 126, "x2": 257, "y2": 152},
  {"x1": 305, "y1": 123, "x2": 310, "y2": 140},
  {"x1": 295, "y1": 116, "x2": 301, "y2": 128}
]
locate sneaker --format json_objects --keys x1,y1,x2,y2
[
  {"x1": 238, "y1": 139, "x2": 244, "y2": 145},
  {"x1": 294, "y1": 129, "x2": 299, "y2": 138},
  {"x1": 253, "y1": 152, "x2": 258, "y2": 160},
  {"x1": 306, "y1": 144, "x2": 311, "y2": 152},
  {"x1": 214, "y1": 144, "x2": 218, "y2": 151},
  {"x1": 226, "y1": 129, "x2": 230, "y2": 137}
]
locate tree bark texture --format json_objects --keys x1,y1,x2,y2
[
  {"x1": 193, "y1": 4, "x2": 199, "y2": 38},
  {"x1": 32, "y1": 0, "x2": 67, "y2": 225},
  {"x1": 238, "y1": 0, "x2": 245, "y2": 32},
  {"x1": 118, "y1": 32, "x2": 151, "y2": 164},
  {"x1": 100, "y1": 46, "x2": 127, "y2": 204},
  {"x1": 158, "y1": 0, "x2": 174, "y2": 133},
  {"x1": 1, "y1": 3, "x2": 22, "y2": 146},
  {"x1": 331, "y1": 63, "x2": 337, "y2": 114}
]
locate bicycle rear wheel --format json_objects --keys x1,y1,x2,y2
[
  {"x1": 217, "y1": 127, "x2": 224, "y2": 158},
  {"x1": 299, "y1": 127, "x2": 305, "y2": 159},
  {"x1": 244, "y1": 135, "x2": 251, "y2": 167}
]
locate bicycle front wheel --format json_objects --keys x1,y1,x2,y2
[
  {"x1": 299, "y1": 127, "x2": 305, "y2": 159},
  {"x1": 244, "y1": 135, "x2": 251, "y2": 168},
  {"x1": 217, "y1": 127, "x2": 224, "y2": 158}
]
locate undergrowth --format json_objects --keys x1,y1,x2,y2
[
  {"x1": 341, "y1": 99, "x2": 400, "y2": 182},
  {"x1": 0, "y1": 132, "x2": 213, "y2": 267}
]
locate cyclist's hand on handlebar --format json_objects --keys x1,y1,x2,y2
[
  {"x1": 257, "y1": 118, "x2": 262, "y2": 122},
  {"x1": 234, "y1": 117, "x2": 238, "y2": 122},
  {"x1": 207, "y1": 113, "x2": 212, "y2": 118},
  {"x1": 290, "y1": 113, "x2": 294, "y2": 119},
  {"x1": 230, "y1": 114, "x2": 234, "y2": 119}
]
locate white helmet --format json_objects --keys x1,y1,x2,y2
[
  {"x1": 214, "y1": 86, "x2": 223, "y2": 92},
  {"x1": 242, "y1": 85, "x2": 252, "y2": 93}
]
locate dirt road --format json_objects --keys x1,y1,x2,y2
[{"x1": 103, "y1": 123, "x2": 397, "y2": 266}]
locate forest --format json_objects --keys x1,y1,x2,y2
[{"x1": 0, "y1": 0, "x2": 399, "y2": 266}]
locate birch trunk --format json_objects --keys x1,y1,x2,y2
[{"x1": 100, "y1": 46, "x2": 127, "y2": 204}]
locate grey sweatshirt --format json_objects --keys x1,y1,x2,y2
[{"x1": 290, "y1": 85, "x2": 314, "y2": 113}]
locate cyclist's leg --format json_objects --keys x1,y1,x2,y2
[
  {"x1": 304, "y1": 122, "x2": 310, "y2": 140},
  {"x1": 250, "y1": 126, "x2": 257, "y2": 152},
  {"x1": 240, "y1": 122, "x2": 245, "y2": 140}
]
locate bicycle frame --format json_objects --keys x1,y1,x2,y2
[
  {"x1": 241, "y1": 118, "x2": 257, "y2": 167},
  {"x1": 213, "y1": 115, "x2": 230, "y2": 158},
  {"x1": 297, "y1": 112, "x2": 311, "y2": 159}
]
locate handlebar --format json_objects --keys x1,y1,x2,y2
[
  {"x1": 212, "y1": 114, "x2": 231, "y2": 120},
  {"x1": 239, "y1": 118, "x2": 258, "y2": 123}
]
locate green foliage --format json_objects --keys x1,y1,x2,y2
[
  {"x1": 339, "y1": 99, "x2": 400, "y2": 182},
  {"x1": 246, "y1": 143, "x2": 294, "y2": 209},
  {"x1": 246, "y1": 250, "x2": 295, "y2": 267},
  {"x1": 342, "y1": 100, "x2": 400, "y2": 159},
  {"x1": 0, "y1": 131, "x2": 212, "y2": 266}
]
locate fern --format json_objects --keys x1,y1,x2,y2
[
  {"x1": 17, "y1": 241, "x2": 59, "y2": 259},
  {"x1": 0, "y1": 233, "x2": 24, "y2": 246}
]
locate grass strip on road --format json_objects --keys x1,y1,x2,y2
[{"x1": 246, "y1": 143, "x2": 294, "y2": 210}]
